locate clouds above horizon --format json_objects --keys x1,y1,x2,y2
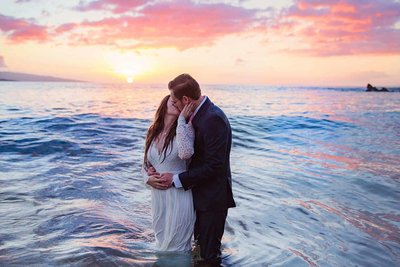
[
  {"x1": 274, "y1": 0, "x2": 400, "y2": 55},
  {"x1": 1, "y1": 0, "x2": 400, "y2": 55},
  {"x1": 76, "y1": 0, "x2": 147, "y2": 14},
  {"x1": 59, "y1": 0, "x2": 256, "y2": 50},
  {"x1": 0, "y1": 14, "x2": 49, "y2": 43}
]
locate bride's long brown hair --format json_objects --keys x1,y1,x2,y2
[{"x1": 144, "y1": 95, "x2": 178, "y2": 167}]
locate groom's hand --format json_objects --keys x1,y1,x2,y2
[
  {"x1": 161, "y1": 173, "x2": 173, "y2": 188},
  {"x1": 147, "y1": 174, "x2": 169, "y2": 190}
]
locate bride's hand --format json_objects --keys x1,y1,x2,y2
[
  {"x1": 147, "y1": 174, "x2": 168, "y2": 190},
  {"x1": 180, "y1": 102, "x2": 195, "y2": 121},
  {"x1": 147, "y1": 166, "x2": 158, "y2": 176}
]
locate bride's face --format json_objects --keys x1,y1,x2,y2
[{"x1": 166, "y1": 97, "x2": 180, "y2": 116}]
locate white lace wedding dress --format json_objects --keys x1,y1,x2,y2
[{"x1": 142, "y1": 115, "x2": 195, "y2": 252}]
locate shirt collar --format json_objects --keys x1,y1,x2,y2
[{"x1": 191, "y1": 96, "x2": 207, "y2": 119}]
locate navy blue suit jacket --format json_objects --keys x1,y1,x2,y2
[{"x1": 179, "y1": 98, "x2": 236, "y2": 211}]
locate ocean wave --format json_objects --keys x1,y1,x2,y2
[
  {"x1": 0, "y1": 139, "x2": 83, "y2": 155},
  {"x1": 1, "y1": 85, "x2": 399, "y2": 266}
]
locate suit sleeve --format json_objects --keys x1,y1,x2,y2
[{"x1": 179, "y1": 115, "x2": 229, "y2": 190}]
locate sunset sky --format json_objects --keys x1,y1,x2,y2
[{"x1": 1, "y1": 0, "x2": 400, "y2": 86}]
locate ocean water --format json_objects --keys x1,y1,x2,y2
[{"x1": 0, "y1": 82, "x2": 399, "y2": 267}]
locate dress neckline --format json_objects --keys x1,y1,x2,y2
[{"x1": 152, "y1": 137, "x2": 175, "y2": 157}]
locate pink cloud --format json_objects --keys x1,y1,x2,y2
[
  {"x1": 55, "y1": 23, "x2": 76, "y2": 34},
  {"x1": 274, "y1": 0, "x2": 400, "y2": 55},
  {"x1": 57, "y1": 1, "x2": 256, "y2": 50},
  {"x1": 76, "y1": 0, "x2": 147, "y2": 14},
  {"x1": 1, "y1": 0, "x2": 399, "y2": 58},
  {"x1": 0, "y1": 14, "x2": 49, "y2": 43}
]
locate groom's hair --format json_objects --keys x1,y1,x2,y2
[{"x1": 168, "y1": 73, "x2": 201, "y2": 100}]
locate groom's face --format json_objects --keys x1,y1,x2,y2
[{"x1": 169, "y1": 91, "x2": 185, "y2": 112}]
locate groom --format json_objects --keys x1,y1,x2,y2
[{"x1": 161, "y1": 73, "x2": 236, "y2": 264}]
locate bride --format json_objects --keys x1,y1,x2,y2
[{"x1": 142, "y1": 95, "x2": 196, "y2": 252}]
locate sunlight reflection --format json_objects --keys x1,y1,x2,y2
[
  {"x1": 297, "y1": 200, "x2": 400, "y2": 243},
  {"x1": 288, "y1": 248, "x2": 318, "y2": 267}
]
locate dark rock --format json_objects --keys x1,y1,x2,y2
[
  {"x1": 366, "y1": 83, "x2": 389, "y2": 92},
  {"x1": 366, "y1": 83, "x2": 376, "y2": 91}
]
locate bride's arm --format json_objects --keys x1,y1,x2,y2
[
  {"x1": 142, "y1": 163, "x2": 158, "y2": 189},
  {"x1": 141, "y1": 164, "x2": 152, "y2": 189},
  {"x1": 177, "y1": 113, "x2": 195, "y2": 160}
]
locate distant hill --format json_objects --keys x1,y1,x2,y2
[{"x1": 0, "y1": 71, "x2": 84, "y2": 82}]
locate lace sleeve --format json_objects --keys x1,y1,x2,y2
[{"x1": 177, "y1": 114, "x2": 195, "y2": 160}]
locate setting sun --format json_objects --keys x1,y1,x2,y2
[{"x1": 106, "y1": 51, "x2": 152, "y2": 83}]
